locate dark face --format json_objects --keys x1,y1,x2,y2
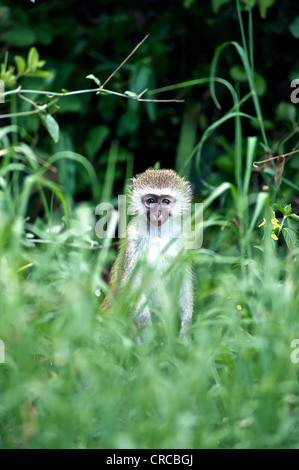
[{"x1": 142, "y1": 194, "x2": 175, "y2": 226}]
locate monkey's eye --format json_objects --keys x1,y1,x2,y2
[
  {"x1": 146, "y1": 197, "x2": 156, "y2": 205},
  {"x1": 162, "y1": 198, "x2": 171, "y2": 204}
]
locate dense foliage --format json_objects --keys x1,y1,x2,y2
[{"x1": 0, "y1": 0, "x2": 299, "y2": 449}]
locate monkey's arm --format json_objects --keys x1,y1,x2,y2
[{"x1": 102, "y1": 238, "x2": 127, "y2": 309}]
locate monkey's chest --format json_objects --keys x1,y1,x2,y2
[{"x1": 140, "y1": 236, "x2": 181, "y2": 267}]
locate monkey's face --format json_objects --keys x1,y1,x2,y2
[{"x1": 142, "y1": 194, "x2": 175, "y2": 226}]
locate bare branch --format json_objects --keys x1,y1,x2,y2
[
  {"x1": 1, "y1": 35, "x2": 185, "y2": 108},
  {"x1": 137, "y1": 98, "x2": 185, "y2": 103},
  {"x1": 252, "y1": 149, "x2": 299, "y2": 168},
  {"x1": 100, "y1": 34, "x2": 150, "y2": 90}
]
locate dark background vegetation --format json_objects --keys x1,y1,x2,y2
[{"x1": 1, "y1": 0, "x2": 299, "y2": 206}]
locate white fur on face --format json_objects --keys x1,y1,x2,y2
[{"x1": 129, "y1": 186, "x2": 191, "y2": 217}]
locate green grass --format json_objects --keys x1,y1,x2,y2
[
  {"x1": 1, "y1": 1, "x2": 299, "y2": 449},
  {"x1": 1, "y1": 126, "x2": 299, "y2": 450},
  {"x1": 0, "y1": 201, "x2": 299, "y2": 448}
]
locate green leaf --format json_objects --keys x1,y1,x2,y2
[
  {"x1": 230, "y1": 65, "x2": 248, "y2": 82},
  {"x1": 14, "y1": 55, "x2": 26, "y2": 77},
  {"x1": 289, "y1": 213, "x2": 299, "y2": 221},
  {"x1": 183, "y1": 0, "x2": 197, "y2": 7},
  {"x1": 254, "y1": 73, "x2": 267, "y2": 97},
  {"x1": 257, "y1": 0, "x2": 277, "y2": 19},
  {"x1": 273, "y1": 203, "x2": 285, "y2": 214},
  {"x1": 26, "y1": 70, "x2": 52, "y2": 78},
  {"x1": 230, "y1": 66, "x2": 266, "y2": 96},
  {"x1": 276, "y1": 102, "x2": 297, "y2": 124},
  {"x1": 46, "y1": 115, "x2": 59, "y2": 143},
  {"x1": 282, "y1": 227, "x2": 299, "y2": 252},
  {"x1": 27, "y1": 47, "x2": 39, "y2": 72},
  {"x1": 211, "y1": 0, "x2": 231, "y2": 13},
  {"x1": 289, "y1": 16, "x2": 299, "y2": 39},
  {"x1": 2, "y1": 28, "x2": 36, "y2": 47},
  {"x1": 124, "y1": 90, "x2": 138, "y2": 99},
  {"x1": 0, "y1": 66, "x2": 17, "y2": 88},
  {"x1": 40, "y1": 113, "x2": 60, "y2": 143},
  {"x1": 250, "y1": 118, "x2": 274, "y2": 130},
  {"x1": 86, "y1": 74, "x2": 101, "y2": 87},
  {"x1": 273, "y1": 203, "x2": 292, "y2": 216},
  {"x1": 284, "y1": 204, "x2": 292, "y2": 215}
]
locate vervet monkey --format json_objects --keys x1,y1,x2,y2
[{"x1": 106, "y1": 169, "x2": 193, "y2": 337}]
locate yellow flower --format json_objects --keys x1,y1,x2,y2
[
  {"x1": 236, "y1": 304, "x2": 242, "y2": 311},
  {"x1": 271, "y1": 215, "x2": 280, "y2": 230},
  {"x1": 259, "y1": 212, "x2": 281, "y2": 241}
]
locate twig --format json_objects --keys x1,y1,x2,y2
[
  {"x1": 252, "y1": 149, "x2": 299, "y2": 168},
  {"x1": 0, "y1": 93, "x2": 59, "y2": 119},
  {"x1": 1, "y1": 85, "x2": 184, "y2": 108},
  {"x1": 137, "y1": 98, "x2": 185, "y2": 103},
  {"x1": 1, "y1": 34, "x2": 185, "y2": 107},
  {"x1": 100, "y1": 34, "x2": 150, "y2": 89}
]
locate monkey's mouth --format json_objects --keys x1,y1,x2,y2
[
  {"x1": 150, "y1": 216, "x2": 168, "y2": 226},
  {"x1": 147, "y1": 208, "x2": 170, "y2": 226}
]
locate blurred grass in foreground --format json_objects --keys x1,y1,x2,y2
[
  {"x1": 0, "y1": 128, "x2": 299, "y2": 448},
  {"x1": 1, "y1": 0, "x2": 299, "y2": 449},
  {"x1": 0, "y1": 200, "x2": 299, "y2": 448}
]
